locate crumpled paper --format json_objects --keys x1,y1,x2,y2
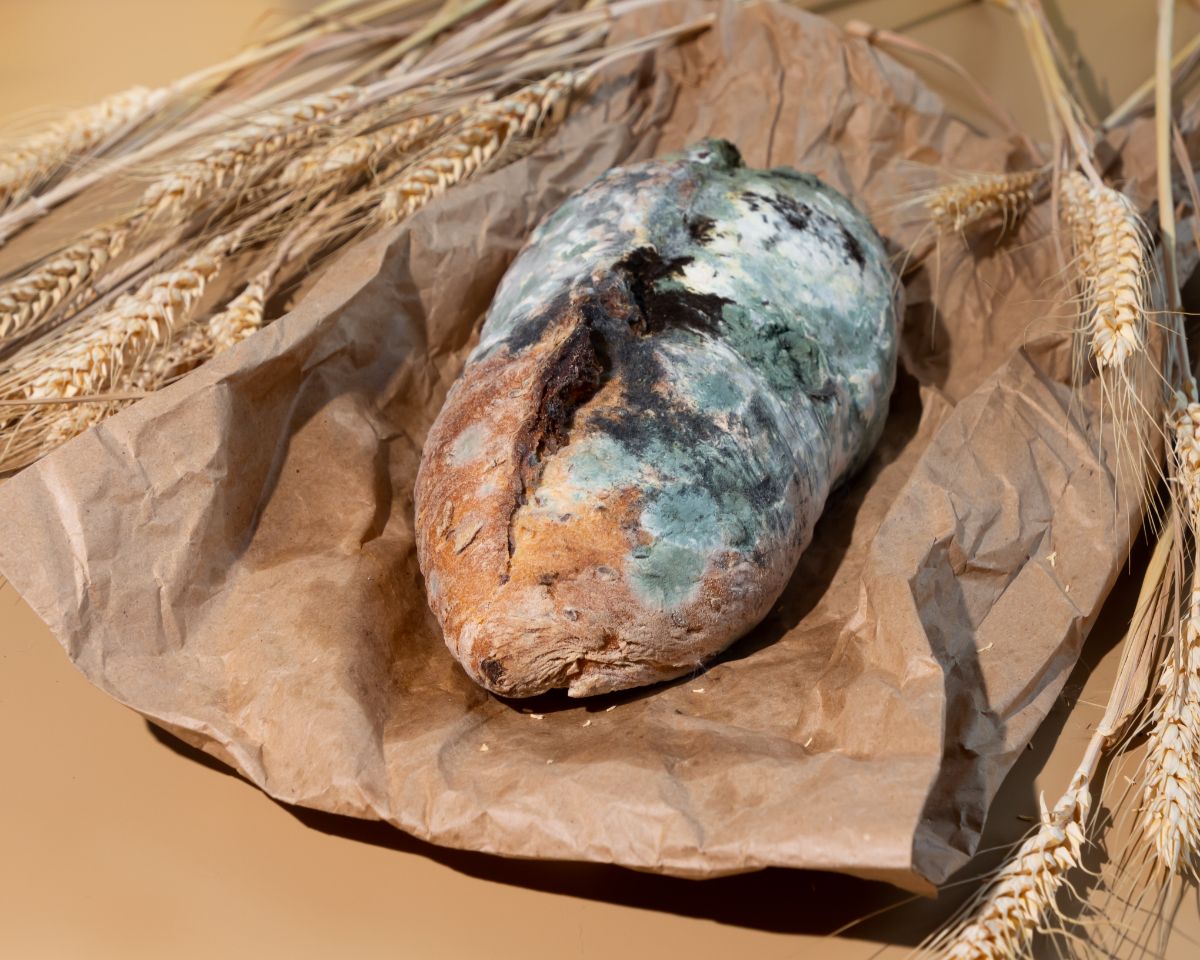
[{"x1": 0, "y1": 1, "x2": 1172, "y2": 892}]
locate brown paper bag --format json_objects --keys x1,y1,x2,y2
[{"x1": 0, "y1": 2, "x2": 1166, "y2": 892}]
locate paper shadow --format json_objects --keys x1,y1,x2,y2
[{"x1": 143, "y1": 717, "x2": 917, "y2": 937}]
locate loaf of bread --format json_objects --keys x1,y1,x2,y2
[{"x1": 414, "y1": 140, "x2": 900, "y2": 697}]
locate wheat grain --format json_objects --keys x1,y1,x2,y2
[
  {"x1": 1060, "y1": 171, "x2": 1149, "y2": 370},
  {"x1": 0, "y1": 219, "x2": 133, "y2": 340},
  {"x1": 127, "y1": 323, "x2": 211, "y2": 393},
  {"x1": 927, "y1": 168, "x2": 1046, "y2": 234},
  {"x1": 139, "y1": 85, "x2": 363, "y2": 222},
  {"x1": 934, "y1": 775, "x2": 1090, "y2": 959},
  {"x1": 0, "y1": 86, "x2": 166, "y2": 211},
  {"x1": 378, "y1": 73, "x2": 578, "y2": 223}
]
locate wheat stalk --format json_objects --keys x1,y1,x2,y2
[
  {"x1": 927, "y1": 168, "x2": 1047, "y2": 234},
  {"x1": 1060, "y1": 171, "x2": 1150, "y2": 370},
  {"x1": 0, "y1": 86, "x2": 166, "y2": 211},
  {"x1": 377, "y1": 72, "x2": 580, "y2": 222}
]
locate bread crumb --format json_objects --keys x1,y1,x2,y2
[
  {"x1": 479, "y1": 743, "x2": 489, "y2": 752},
  {"x1": 530, "y1": 713, "x2": 544, "y2": 720}
]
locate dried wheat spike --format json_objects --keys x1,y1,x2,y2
[
  {"x1": 0, "y1": 219, "x2": 132, "y2": 340},
  {"x1": 1142, "y1": 394, "x2": 1200, "y2": 875},
  {"x1": 117, "y1": 276, "x2": 266, "y2": 402},
  {"x1": 23, "y1": 240, "x2": 226, "y2": 402},
  {"x1": 0, "y1": 86, "x2": 166, "y2": 210},
  {"x1": 937, "y1": 777, "x2": 1090, "y2": 958},
  {"x1": 378, "y1": 73, "x2": 578, "y2": 223},
  {"x1": 927, "y1": 168, "x2": 1045, "y2": 234},
  {"x1": 281, "y1": 111, "x2": 448, "y2": 186},
  {"x1": 207, "y1": 277, "x2": 266, "y2": 352},
  {"x1": 1060, "y1": 171, "x2": 1148, "y2": 369},
  {"x1": 128, "y1": 323, "x2": 211, "y2": 393},
  {"x1": 140, "y1": 86, "x2": 362, "y2": 221}
]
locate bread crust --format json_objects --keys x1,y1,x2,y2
[{"x1": 415, "y1": 140, "x2": 899, "y2": 697}]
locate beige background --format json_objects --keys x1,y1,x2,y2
[{"x1": 3, "y1": 1, "x2": 1200, "y2": 958}]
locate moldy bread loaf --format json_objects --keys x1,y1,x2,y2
[{"x1": 414, "y1": 139, "x2": 900, "y2": 697}]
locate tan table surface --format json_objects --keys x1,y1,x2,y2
[{"x1": 4, "y1": 2, "x2": 1200, "y2": 958}]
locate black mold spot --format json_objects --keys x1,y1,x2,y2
[
  {"x1": 503, "y1": 287, "x2": 576, "y2": 355},
  {"x1": 839, "y1": 223, "x2": 866, "y2": 269},
  {"x1": 480, "y1": 657, "x2": 505, "y2": 685},
  {"x1": 686, "y1": 215, "x2": 717, "y2": 244},
  {"x1": 746, "y1": 190, "x2": 812, "y2": 233},
  {"x1": 613, "y1": 246, "x2": 730, "y2": 338}
]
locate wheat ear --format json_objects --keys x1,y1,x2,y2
[
  {"x1": 0, "y1": 86, "x2": 166, "y2": 211},
  {"x1": 932, "y1": 775, "x2": 1091, "y2": 959},
  {"x1": 0, "y1": 218, "x2": 134, "y2": 341},
  {"x1": 0, "y1": 239, "x2": 227, "y2": 459},
  {"x1": 378, "y1": 72, "x2": 579, "y2": 223},
  {"x1": 19, "y1": 240, "x2": 227, "y2": 405},
  {"x1": 129, "y1": 275, "x2": 269, "y2": 394},
  {"x1": 280, "y1": 109, "x2": 449, "y2": 187},
  {"x1": 139, "y1": 85, "x2": 363, "y2": 222},
  {"x1": 1060, "y1": 171, "x2": 1149, "y2": 370},
  {"x1": 1141, "y1": 393, "x2": 1200, "y2": 875},
  {"x1": 927, "y1": 168, "x2": 1047, "y2": 234}
]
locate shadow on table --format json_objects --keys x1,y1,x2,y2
[{"x1": 144, "y1": 532, "x2": 1144, "y2": 947}]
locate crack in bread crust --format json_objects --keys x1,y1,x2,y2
[{"x1": 504, "y1": 315, "x2": 603, "y2": 570}]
